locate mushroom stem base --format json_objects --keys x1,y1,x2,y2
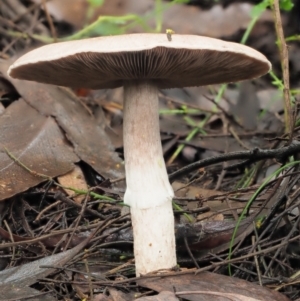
[{"x1": 130, "y1": 201, "x2": 176, "y2": 276}]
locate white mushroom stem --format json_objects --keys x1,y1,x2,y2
[{"x1": 123, "y1": 81, "x2": 176, "y2": 276}]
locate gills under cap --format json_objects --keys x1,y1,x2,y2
[{"x1": 8, "y1": 33, "x2": 271, "y2": 89}]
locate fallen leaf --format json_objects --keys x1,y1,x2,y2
[
  {"x1": 196, "y1": 212, "x2": 224, "y2": 222},
  {"x1": 138, "y1": 273, "x2": 290, "y2": 301},
  {"x1": 0, "y1": 238, "x2": 90, "y2": 301},
  {"x1": 109, "y1": 288, "x2": 135, "y2": 301},
  {"x1": 1, "y1": 60, "x2": 124, "y2": 181},
  {"x1": 31, "y1": 0, "x2": 88, "y2": 29},
  {"x1": 0, "y1": 286, "x2": 56, "y2": 301},
  {"x1": 57, "y1": 164, "x2": 88, "y2": 204},
  {"x1": 137, "y1": 291, "x2": 179, "y2": 301},
  {"x1": 0, "y1": 99, "x2": 78, "y2": 200},
  {"x1": 161, "y1": 3, "x2": 273, "y2": 39},
  {"x1": 230, "y1": 82, "x2": 260, "y2": 131},
  {"x1": 92, "y1": 294, "x2": 113, "y2": 301}
]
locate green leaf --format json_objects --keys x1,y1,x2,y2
[
  {"x1": 87, "y1": 0, "x2": 104, "y2": 7},
  {"x1": 90, "y1": 21, "x2": 125, "y2": 36},
  {"x1": 172, "y1": 0, "x2": 189, "y2": 3},
  {"x1": 250, "y1": 0, "x2": 269, "y2": 18},
  {"x1": 279, "y1": 0, "x2": 294, "y2": 11}
]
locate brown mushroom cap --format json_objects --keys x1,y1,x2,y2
[{"x1": 8, "y1": 33, "x2": 271, "y2": 89}]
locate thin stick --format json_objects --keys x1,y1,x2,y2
[
  {"x1": 4, "y1": 220, "x2": 15, "y2": 266},
  {"x1": 4, "y1": 147, "x2": 51, "y2": 180},
  {"x1": 272, "y1": 0, "x2": 293, "y2": 139},
  {"x1": 252, "y1": 234, "x2": 262, "y2": 286},
  {"x1": 184, "y1": 236, "x2": 200, "y2": 269},
  {"x1": 42, "y1": 0, "x2": 57, "y2": 42}
]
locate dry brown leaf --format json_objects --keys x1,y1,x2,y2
[
  {"x1": 196, "y1": 211, "x2": 224, "y2": 222},
  {"x1": 57, "y1": 165, "x2": 88, "y2": 204},
  {"x1": 0, "y1": 238, "x2": 90, "y2": 301},
  {"x1": 92, "y1": 294, "x2": 113, "y2": 301},
  {"x1": 0, "y1": 99, "x2": 78, "y2": 200},
  {"x1": 176, "y1": 290, "x2": 264, "y2": 300},
  {"x1": 137, "y1": 291, "x2": 179, "y2": 301},
  {"x1": 230, "y1": 82, "x2": 260, "y2": 131},
  {"x1": 0, "y1": 286, "x2": 56, "y2": 301},
  {"x1": 138, "y1": 273, "x2": 290, "y2": 301},
  {"x1": 173, "y1": 181, "x2": 223, "y2": 199},
  {"x1": 161, "y1": 3, "x2": 273, "y2": 38},
  {"x1": 1, "y1": 60, "x2": 124, "y2": 181},
  {"x1": 31, "y1": 0, "x2": 88, "y2": 29},
  {"x1": 108, "y1": 288, "x2": 135, "y2": 301}
]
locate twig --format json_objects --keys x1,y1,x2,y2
[
  {"x1": 271, "y1": 0, "x2": 293, "y2": 139},
  {"x1": 42, "y1": 0, "x2": 57, "y2": 42},
  {"x1": 184, "y1": 236, "x2": 200, "y2": 269},
  {"x1": 0, "y1": 221, "x2": 104, "y2": 249},
  {"x1": 64, "y1": 195, "x2": 89, "y2": 251},
  {"x1": 229, "y1": 126, "x2": 251, "y2": 150},
  {"x1": 169, "y1": 141, "x2": 300, "y2": 181},
  {"x1": 84, "y1": 249, "x2": 94, "y2": 300},
  {"x1": 4, "y1": 220, "x2": 15, "y2": 266},
  {"x1": 40, "y1": 233, "x2": 300, "y2": 286},
  {"x1": 252, "y1": 234, "x2": 262, "y2": 286},
  {"x1": 35, "y1": 200, "x2": 62, "y2": 222},
  {"x1": 215, "y1": 115, "x2": 229, "y2": 190},
  {"x1": 265, "y1": 213, "x2": 300, "y2": 275},
  {"x1": 54, "y1": 192, "x2": 106, "y2": 220},
  {"x1": 4, "y1": 147, "x2": 51, "y2": 180}
]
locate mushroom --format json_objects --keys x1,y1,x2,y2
[{"x1": 8, "y1": 33, "x2": 271, "y2": 276}]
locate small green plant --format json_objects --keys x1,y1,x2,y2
[
  {"x1": 5, "y1": 0, "x2": 190, "y2": 42},
  {"x1": 228, "y1": 160, "x2": 300, "y2": 275},
  {"x1": 86, "y1": 0, "x2": 105, "y2": 21}
]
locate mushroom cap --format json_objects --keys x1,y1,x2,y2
[{"x1": 8, "y1": 33, "x2": 271, "y2": 89}]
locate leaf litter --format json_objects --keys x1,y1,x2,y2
[
  {"x1": 0, "y1": 60, "x2": 125, "y2": 181},
  {"x1": 0, "y1": 99, "x2": 78, "y2": 200},
  {"x1": 0, "y1": 0, "x2": 300, "y2": 300}
]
